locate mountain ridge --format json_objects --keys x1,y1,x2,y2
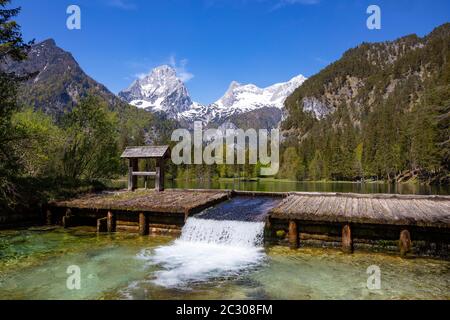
[
  {"x1": 119, "y1": 65, "x2": 307, "y2": 128},
  {"x1": 1, "y1": 38, "x2": 127, "y2": 119}
]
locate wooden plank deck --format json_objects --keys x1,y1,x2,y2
[
  {"x1": 269, "y1": 192, "x2": 450, "y2": 228},
  {"x1": 50, "y1": 189, "x2": 231, "y2": 215}
]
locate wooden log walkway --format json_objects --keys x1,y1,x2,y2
[
  {"x1": 51, "y1": 189, "x2": 230, "y2": 216},
  {"x1": 268, "y1": 192, "x2": 450, "y2": 255},
  {"x1": 47, "y1": 189, "x2": 231, "y2": 234},
  {"x1": 269, "y1": 192, "x2": 450, "y2": 228}
]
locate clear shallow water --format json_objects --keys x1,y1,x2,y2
[{"x1": 0, "y1": 226, "x2": 449, "y2": 300}]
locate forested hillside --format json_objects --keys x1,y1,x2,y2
[{"x1": 280, "y1": 23, "x2": 450, "y2": 184}]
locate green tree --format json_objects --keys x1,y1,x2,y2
[
  {"x1": 62, "y1": 96, "x2": 121, "y2": 180},
  {"x1": 0, "y1": 0, "x2": 31, "y2": 205},
  {"x1": 279, "y1": 147, "x2": 302, "y2": 180},
  {"x1": 12, "y1": 108, "x2": 64, "y2": 176}
]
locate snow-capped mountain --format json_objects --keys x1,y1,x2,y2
[
  {"x1": 119, "y1": 65, "x2": 307, "y2": 127},
  {"x1": 119, "y1": 65, "x2": 193, "y2": 118},
  {"x1": 178, "y1": 74, "x2": 307, "y2": 124}
]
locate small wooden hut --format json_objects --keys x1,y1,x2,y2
[{"x1": 120, "y1": 146, "x2": 170, "y2": 192}]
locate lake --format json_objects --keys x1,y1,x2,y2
[{"x1": 124, "y1": 179, "x2": 450, "y2": 195}]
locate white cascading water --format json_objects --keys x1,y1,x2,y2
[
  {"x1": 139, "y1": 217, "x2": 266, "y2": 288},
  {"x1": 180, "y1": 217, "x2": 265, "y2": 246}
]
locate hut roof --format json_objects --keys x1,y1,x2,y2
[{"x1": 120, "y1": 146, "x2": 170, "y2": 159}]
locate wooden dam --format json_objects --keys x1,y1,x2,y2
[{"x1": 46, "y1": 189, "x2": 450, "y2": 257}]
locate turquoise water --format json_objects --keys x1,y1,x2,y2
[{"x1": 0, "y1": 227, "x2": 448, "y2": 300}]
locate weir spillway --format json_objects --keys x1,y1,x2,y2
[{"x1": 46, "y1": 189, "x2": 450, "y2": 257}]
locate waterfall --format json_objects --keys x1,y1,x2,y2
[
  {"x1": 139, "y1": 217, "x2": 267, "y2": 288},
  {"x1": 180, "y1": 217, "x2": 265, "y2": 247}
]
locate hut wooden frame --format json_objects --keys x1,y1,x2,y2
[{"x1": 120, "y1": 146, "x2": 170, "y2": 192}]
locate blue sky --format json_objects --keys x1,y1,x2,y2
[{"x1": 14, "y1": 0, "x2": 450, "y2": 104}]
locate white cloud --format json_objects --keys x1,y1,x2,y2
[
  {"x1": 134, "y1": 72, "x2": 148, "y2": 80},
  {"x1": 167, "y1": 55, "x2": 195, "y2": 82},
  {"x1": 107, "y1": 0, "x2": 137, "y2": 10},
  {"x1": 128, "y1": 55, "x2": 194, "y2": 83}
]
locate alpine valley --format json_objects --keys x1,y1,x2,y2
[{"x1": 2, "y1": 23, "x2": 449, "y2": 184}]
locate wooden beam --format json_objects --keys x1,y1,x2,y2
[
  {"x1": 139, "y1": 212, "x2": 149, "y2": 236},
  {"x1": 288, "y1": 220, "x2": 299, "y2": 249},
  {"x1": 342, "y1": 224, "x2": 353, "y2": 253},
  {"x1": 399, "y1": 229, "x2": 412, "y2": 257},
  {"x1": 132, "y1": 171, "x2": 157, "y2": 176},
  {"x1": 107, "y1": 211, "x2": 116, "y2": 233}
]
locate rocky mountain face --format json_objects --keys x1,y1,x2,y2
[
  {"x1": 120, "y1": 66, "x2": 306, "y2": 129},
  {"x1": 1, "y1": 39, "x2": 126, "y2": 119}
]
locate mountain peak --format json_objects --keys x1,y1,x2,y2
[
  {"x1": 214, "y1": 74, "x2": 307, "y2": 110},
  {"x1": 39, "y1": 38, "x2": 57, "y2": 47},
  {"x1": 228, "y1": 80, "x2": 241, "y2": 90},
  {"x1": 150, "y1": 64, "x2": 177, "y2": 78},
  {"x1": 119, "y1": 64, "x2": 192, "y2": 116},
  {"x1": 0, "y1": 39, "x2": 122, "y2": 118}
]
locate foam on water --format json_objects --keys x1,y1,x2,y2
[{"x1": 140, "y1": 217, "x2": 266, "y2": 288}]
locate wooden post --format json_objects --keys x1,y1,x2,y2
[
  {"x1": 139, "y1": 212, "x2": 149, "y2": 236},
  {"x1": 107, "y1": 211, "x2": 116, "y2": 233},
  {"x1": 155, "y1": 158, "x2": 165, "y2": 192},
  {"x1": 128, "y1": 164, "x2": 133, "y2": 191},
  {"x1": 288, "y1": 220, "x2": 299, "y2": 249},
  {"x1": 128, "y1": 158, "x2": 139, "y2": 191},
  {"x1": 62, "y1": 216, "x2": 69, "y2": 228},
  {"x1": 264, "y1": 217, "x2": 275, "y2": 241},
  {"x1": 399, "y1": 229, "x2": 412, "y2": 257},
  {"x1": 97, "y1": 217, "x2": 108, "y2": 233},
  {"x1": 342, "y1": 224, "x2": 353, "y2": 253},
  {"x1": 63, "y1": 209, "x2": 72, "y2": 228},
  {"x1": 46, "y1": 209, "x2": 52, "y2": 225}
]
